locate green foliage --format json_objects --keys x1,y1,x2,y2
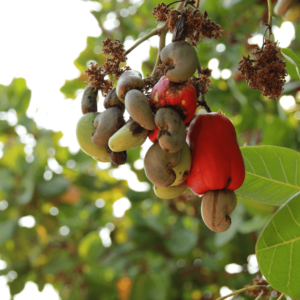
[
  {"x1": 2, "y1": 0, "x2": 300, "y2": 299},
  {"x1": 237, "y1": 146, "x2": 300, "y2": 205},
  {"x1": 256, "y1": 192, "x2": 300, "y2": 298}
]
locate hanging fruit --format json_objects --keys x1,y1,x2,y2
[{"x1": 186, "y1": 111, "x2": 245, "y2": 195}]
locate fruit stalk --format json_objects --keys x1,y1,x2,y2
[
  {"x1": 267, "y1": 0, "x2": 272, "y2": 39},
  {"x1": 152, "y1": 27, "x2": 167, "y2": 76}
]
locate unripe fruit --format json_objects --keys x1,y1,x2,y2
[
  {"x1": 144, "y1": 142, "x2": 182, "y2": 187},
  {"x1": 93, "y1": 155, "x2": 111, "y2": 163},
  {"x1": 104, "y1": 88, "x2": 125, "y2": 112},
  {"x1": 92, "y1": 107, "x2": 125, "y2": 147},
  {"x1": 154, "y1": 181, "x2": 187, "y2": 199},
  {"x1": 125, "y1": 89, "x2": 156, "y2": 130},
  {"x1": 109, "y1": 119, "x2": 149, "y2": 152},
  {"x1": 201, "y1": 190, "x2": 237, "y2": 232},
  {"x1": 150, "y1": 76, "x2": 197, "y2": 124},
  {"x1": 76, "y1": 112, "x2": 112, "y2": 158},
  {"x1": 171, "y1": 142, "x2": 191, "y2": 187},
  {"x1": 116, "y1": 70, "x2": 145, "y2": 102},
  {"x1": 81, "y1": 87, "x2": 98, "y2": 114},
  {"x1": 155, "y1": 107, "x2": 186, "y2": 153},
  {"x1": 160, "y1": 41, "x2": 198, "y2": 83}
]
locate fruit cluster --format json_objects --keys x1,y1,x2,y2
[{"x1": 76, "y1": 3, "x2": 245, "y2": 232}]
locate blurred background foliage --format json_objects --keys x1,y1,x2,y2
[{"x1": 1, "y1": 0, "x2": 300, "y2": 299}]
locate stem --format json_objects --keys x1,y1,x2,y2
[
  {"x1": 198, "y1": 95, "x2": 212, "y2": 112},
  {"x1": 196, "y1": 0, "x2": 200, "y2": 8},
  {"x1": 216, "y1": 285, "x2": 272, "y2": 300},
  {"x1": 267, "y1": 0, "x2": 272, "y2": 39},
  {"x1": 152, "y1": 28, "x2": 167, "y2": 76},
  {"x1": 125, "y1": 28, "x2": 162, "y2": 56},
  {"x1": 125, "y1": 1, "x2": 185, "y2": 56},
  {"x1": 255, "y1": 291, "x2": 265, "y2": 300},
  {"x1": 277, "y1": 294, "x2": 285, "y2": 300}
]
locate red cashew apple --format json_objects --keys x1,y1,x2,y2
[
  {"x1": 150, "y1": 76, "x2": 197, "y2": 124},
  {"x1": 186, "y1": 111, "x2": 245, "y2": 195}
]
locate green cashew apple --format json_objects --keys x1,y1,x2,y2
[
  {"x1": 76, "y1": 112, "x2": 111, "y2": 158},
  {"x1": 154, "y1": 181, "x2": 187, "y2": 199},
  {"x1": 109, "y1": 119, "x2": 149, "y2": 152}
]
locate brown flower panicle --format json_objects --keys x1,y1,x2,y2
[
  {"x1": 85, "y1": 37, "x2": 130, "y2": 96},
  {"x1": 238, "y1": 39, "x2": 287, "y2": 100},
  {"x1": 152, "y1": 4, "x2": 223, "y2": 45},
  {"x1": 192, "y1": 67, "x2": 212, "y2": 98}
]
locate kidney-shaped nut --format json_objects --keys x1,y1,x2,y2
[
  {"x1": 156, "y1": 107, "x2": 186, "y2": 153},
  {"x1": 81, "y1": 87, "x2": 98, "y2": 114},
  {"x1": 104, "y1": 88, "x2": 125, "y2": 112},
  {"x1": 125, "y1": 89, "x2": 156, "y2": 130},
  {"x1": 109, "y1": 119, "x2": 149, "y2": 152},
  {"x1": 201, "y1": 189, "x2": 237, "y2": 233},
  {"x1": 160, "y1": 41, "x2": 198, "y2": 83},
  {"x1": 144, "y1": 142, "x2": 182, "y2": 187},
  {"x1": 116, "y1": 70, "x2": 145, "y2": 102},
  {"x1": 154, "y1": 181, "x2": 187, "y2": 200},
  {"x1": 92, "y1": 107, "x2": 125, "y2": 147}
]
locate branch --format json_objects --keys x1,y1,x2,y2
[
  {"x1": 277, "y1": 294, "x2": 285, "y2": 300},
  {"x1": 216, "y1": 285, "x2": 272, "y2": 300},
  {"x1": 152, "y1": 28, "x2": 167, "y2": 76},
  {"x1": 125, "y1": 1, "x2": 185, "y2": 56}
]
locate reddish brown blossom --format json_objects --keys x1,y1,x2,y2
[{"x1": 238, "y1": 39, "x2": 287, "y2": 100}]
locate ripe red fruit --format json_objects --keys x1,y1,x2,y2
[
  {"x1": 150, "y1": 76, "x2": 197, "y2": 124},
  {"x1": 186, "y1": 112, "x2": 245, "y2": 195}
]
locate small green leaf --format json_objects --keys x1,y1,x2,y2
[
  {"x1": 281, "y1": 48, "x2": 300, "y2": 79},
  {"x1": 164, "y1": 229, "x2": 198, "y2": 255},
  {"x1": 256, "y1": 192, "x2": 300, "y2": 299},
  {"x1": 0, "y1": 219, "x2": 18, "y2": 246},
  {"x1": 236, "y1": 146, "x2": 300, "y2": 205}
]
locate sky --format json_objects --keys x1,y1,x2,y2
[{"x1": 0, "y1": 0, "x2": 296, "y2": 298}]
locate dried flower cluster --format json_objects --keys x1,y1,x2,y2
[
  {"x1": 238, "y1": 39, "x2": 287, "y2": 100},
  {"x1": 152, "y1": 4, "x2": 223, "y2": 46},
  {"x1": 191, "y1": 67, "x2": 212, "y2": 98},
  {"x1": 185, "y1": 8, "x2": 223, "y2": 46},
  {"x1": 143, "y1": 63, "x2": 167, "y2": 97},
  {"x1": 85, "y1": 37, "x2": 130, "y2": 96},
  {"x1": 244, "y1": 277, "x2": 279, "y2": 299}
]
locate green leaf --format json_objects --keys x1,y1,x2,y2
[
  {"x1": 256, "y1": 192, "x2": 300, "y2": 299},
  {"x1": 236, "y1": 146, "x2": 300, "y2": 205},
  {"x1": 164, "y1": 229, "x2": 198, "y2": 255},
  {"x1": 0, "y1": 219, "x2": 18, "y2": 246},
  {"x1": 36, "y1": 176, "x2": 70, "y2": 198},
  {"x1": 281, "y1": 48, "x2": 300, "y2": 79}
]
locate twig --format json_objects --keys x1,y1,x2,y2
[
  {"x1": 277, "y1": 293, "x2": 285, "y2": 300},
  {"x1": 196, "y1": 62, "x2": 211, "y2": 112},
  {"x1": 196, "y1": 0, "x2": 200, "y2": 8},
  {"x1": 216, "y1": 285, "x2": 272, "y2": 300},
  {"x1": 198, "y1": 95, "x2": 212, "y2": 112},
  {"x1": 125, "y1": 1, "x2": 185, "y2": 56},
  {"x1": 255, "y1": 291, "x2": 265, "y2": 300},
  {"x1": 152, "y1": 28, "x2": 167, "y2": 76}
]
